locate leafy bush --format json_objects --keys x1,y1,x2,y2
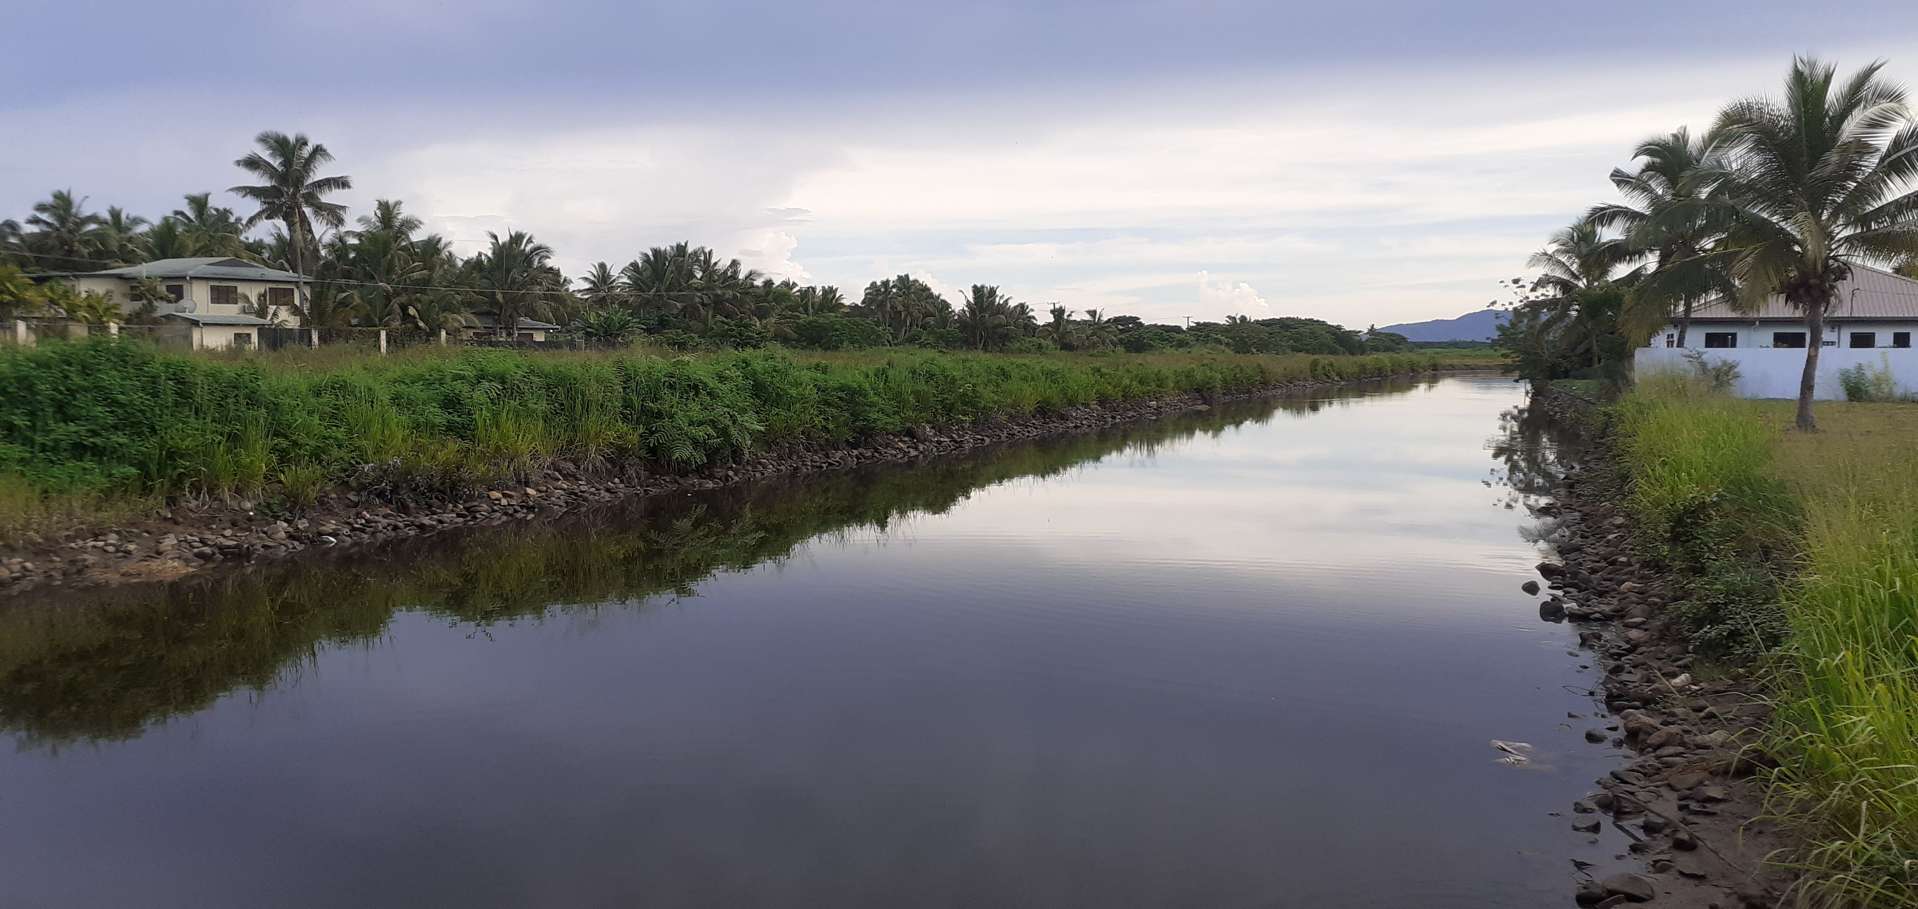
[
  {"x1": 0, "y1": 339, "x2": 1446, "y2": 528},
  {"x1": 1680, "y1": 349, "x2": 1741, "y2": 393},
  {"x1": 790, "y1": 315, "x2": 889, "y2": 351},
  {"x1": 1836, "y1": 361, "x2": 1899, "y2": 402},
  {"x1": 575, "y1": 308, "x2": 640, "y2": 344}
]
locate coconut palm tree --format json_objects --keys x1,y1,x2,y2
[
  {"x1": 621, "y1": 243, "x2": 695, "y2": 321},
  {"x1": 1699, "y1": 57, "x2": 1918, "y2": 430},
  {"x1": 1585, "y1": 129, "x2": 1733, "y2": 348},
  {"x1": 355, "y1": 198, "x2": 420, "y2": 241},
  {"x1": 471, "y1": 230, "x2": 559, "y2": 338},
  {"x1": 0, "y1": 263, "x2": 46, "y2": 317},
  {"x1": 1522, "y1": 221, "x2": 1640, "y2": 368},
  {"x1": 23, "y1": 190, "x2": 105, "y2": 269},
  {"x1": 170, "y1": 193, "x2": 250, "y2": 258},
  {"x1": 576, "y1": 262, "x2": 624, "y2": 309},
  {"x1": 797, "y1": 285, "x2": 845, "y2": 316},
  {"x1": 230, "y1": 131, "x2": 352, "y2": 289},
  {"x1": 1042, "y1": 305, "x2": 1076, "y2": 348},
  {"x1": 291, "y1": 282, "x2": 358, "y2": 329},
  {"x1": 98, "y1": 207, "x2": 150, "y2": 264},
  {"x1": 954, "y1": 285, "x2": 1037, "y2": 350}
]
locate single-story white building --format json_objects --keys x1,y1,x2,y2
[
  {"x1": 37, "y1": 257, "x2": 306, "y2": 350},
  {"x1": 462, "y1": 310, "x2": 559, "y2": 342},
  {"x1": 1647, "y1": 264, "x2": 1918, "y2": 351},
  {"x1": 1637, "y1": 264, "x2": 1918, "y2": 399}
]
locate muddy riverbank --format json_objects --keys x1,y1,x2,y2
[
  {"x1": 0, "y1": 368, "x2": 1475, "y2": 596},
  {"x1": 1530, "y1": 387, "x2": 1799, "y2": 908}
]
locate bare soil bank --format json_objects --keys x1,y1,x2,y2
[
  {"x1": 0, "y1": 370, "x2": 1468, "y2": 596},
  {"x1": 1533, "y1": 388, "x2": 1799, "y2": 909}
]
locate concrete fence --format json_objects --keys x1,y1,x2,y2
[{"x1": 1635, "y1": 346, "x2": 1918, "y2": 400}]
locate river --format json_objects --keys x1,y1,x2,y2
[{"x1": 0, "y1": 374, "x2": 1626, "y2": 907}]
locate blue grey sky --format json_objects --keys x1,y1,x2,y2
[{"x1": 8, "y1": 1, "x2": 1918, "y2": 325}]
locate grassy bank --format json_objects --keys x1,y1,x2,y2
[
  {"x1": 0, "y1": 339, "x2": 1471, "y2": 542},
  {"x1": 1611, "y1": 376, "x2": 1918, "y2": 907}
]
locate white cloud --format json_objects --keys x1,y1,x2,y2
[
  {"x1": 1197, "y1": 272, "x2": 1271, "y2": 319},
  {"x1": 734, "y1": 229, "x2": 812, "y2": 283}
]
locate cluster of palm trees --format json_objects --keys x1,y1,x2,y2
[
  {"x1": 1, "y1": 129, "x2": 1392, "y2": 355},
  {"x1": 1513, "y1": 57, "x2": 1918, "y2": 429}
]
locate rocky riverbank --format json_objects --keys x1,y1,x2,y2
[
  {"x1": 0, "y1": 371, "x2": 1460, "y2": 596},
  {"x1": 1531, "y1": 387, "x2": 1798, "y2": 909}
]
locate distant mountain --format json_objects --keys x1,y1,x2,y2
[{"x1": 1377, "y1": 309, "x2": 1508, "y2": 343}]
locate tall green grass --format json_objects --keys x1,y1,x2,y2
[
  {"x1": 1613, "y1": 376, "x2": 1918, "y2": 907},
  {"x1": 0, "y1": 339, "x2": 1452, "y2": 534}
]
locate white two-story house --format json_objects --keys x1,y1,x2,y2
[{"x1": 41, "y1": 257, "x2": 306, "y2": 349}]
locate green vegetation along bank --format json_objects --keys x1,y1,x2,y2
[
  {"x1": 1610, "y1": 375, "x2": 1918, "y2": 907},
  {"x1": 0, "y1": 340, "x2": 1477, "y2": 587}
]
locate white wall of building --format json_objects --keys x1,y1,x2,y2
[
  {"x1": 1652, "y1": 321, "x2": 1917, "y2": 351},
  {"x1": 1635, "y1": 347, "x2": 1918, "y2": 400}
]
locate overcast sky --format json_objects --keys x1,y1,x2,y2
[{"x1": 8, "y1": 1, "x2": 1918, "y2": 326}]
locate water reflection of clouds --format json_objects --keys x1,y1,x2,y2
[{"x1": 805, "y1": 376, "x2": 1542, "y2": 618}]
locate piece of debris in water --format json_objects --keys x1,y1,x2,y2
[{"x1": 1490, "y1": 739, "x2": 1535, "y2": 766}]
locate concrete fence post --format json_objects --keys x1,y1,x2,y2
[
  {"x1": 106, "y1": 321, "x2": 121, "y2": 337},
  {"x1": 310, "y1": 328, "x2": 320, "y2": 349},
  {"x1": 438, "y1": 328, "x2": 448, "y2": 347},
  {"x1": 378, "y1": 329, "x2": 388, "y2": 355},
  {"x1": 13, "y1": 319, "x2": 28, "y2": 347}
]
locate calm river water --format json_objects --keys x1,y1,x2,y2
[{"x1": 0, "y1": 374, "x2": 1628, "y2": 907}]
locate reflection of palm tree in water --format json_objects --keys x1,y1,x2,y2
[{"x1": 1490, "y1": 395, "x2": 1585, "y2": 504}]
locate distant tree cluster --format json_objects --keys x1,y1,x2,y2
[{"x1": 1, "y1": 133, "x2": 1397, "y2": 354}]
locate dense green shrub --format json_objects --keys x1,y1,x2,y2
[
  {"x1": 0, "y1": 339, "x2": 1442, "y2": 510},
  {"x1": 790, "y1": 315, "x2": 889, "y2": 351}
]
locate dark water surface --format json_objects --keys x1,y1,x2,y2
[{"x1": 0, "y1": 375, "x2": 1621, "y2": 908}]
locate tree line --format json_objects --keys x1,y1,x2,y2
[
  {"x1": 1501, "y1": 56, "x2": 1918, "y2": 429},
  {"x1": 0, "y1": 132, "x2": 1402, "y2": 356}
]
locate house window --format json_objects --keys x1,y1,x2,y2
[
  {"x1": 209, "y1": 285, "x2": 239, "y2": 309},
  {"x1": 164, "y1": 284, "x2": 185, "y2": 302},
  {"x1": 1850, "y1": 332, "x2": 1877, "y2": 349},
  {"x1": 1664, "y1": 334, "x2": 1676, "y2": 348},
  {"x1": 266, "y1": 287, "x2": 294, "y2": 309},
  {"x1": 1772, "y1": 332, "x2": 1807, "y2": 348},
  {"x1": 1895, "y1": 332, "x2": 1911, "y2": 349},
  {"x1": 232, "y1": 332, "x2": 253, "y2": 349},
  {"x1": 1703, "y1": 332, "x2": 1738, "y2": 349}
]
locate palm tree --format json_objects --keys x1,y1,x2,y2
[
  {"x1": 0, "y1": 263, "x2": 47, "y2": 317},
  {"x1": 956, "y1": 285, "x2": 1035, "y2": 350},
  {"x1": 24, "y1": 190, "x2": 105, "y2": 269},
  {"x1": 1042, "y1": 305, "x2": 1075, "y2": 348},
  {"x1": 1700, "y1": 57, "x2": 1918, "y2": 430},
  {"x1": 1585, "y1": 129, "x2": 1732, "y2": 348},
  {"x1": 471, "y1": 230, "x2": 559, "y2": 338},
  {"x1": 1079, "y1": 308, "x2": 1117, "y2": 350},
  {"x1": 98, "y1": 207, "x2": 150, "y2": 264},
  {"x1": 621, "y1": 243, "x2": 694, "y2": 321},
  {"x1": 170, "y1": 193, "x2": 250, "y2": 258},
  {"x1": 577, "y1": 261, "x2": 623, "y2": 309},
  {"x1": 1523, "y1": 221, "x2": 1639, "y2": 368},
  {"x1": 230, "y1": 131, "x2": 352, "y2": 291},
  {"x1": 355, "y1": 198, "x2": 420, "y2": 241},
  {"x1": 291, "y1": 282, "x2": 358, "y2": 329}
]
